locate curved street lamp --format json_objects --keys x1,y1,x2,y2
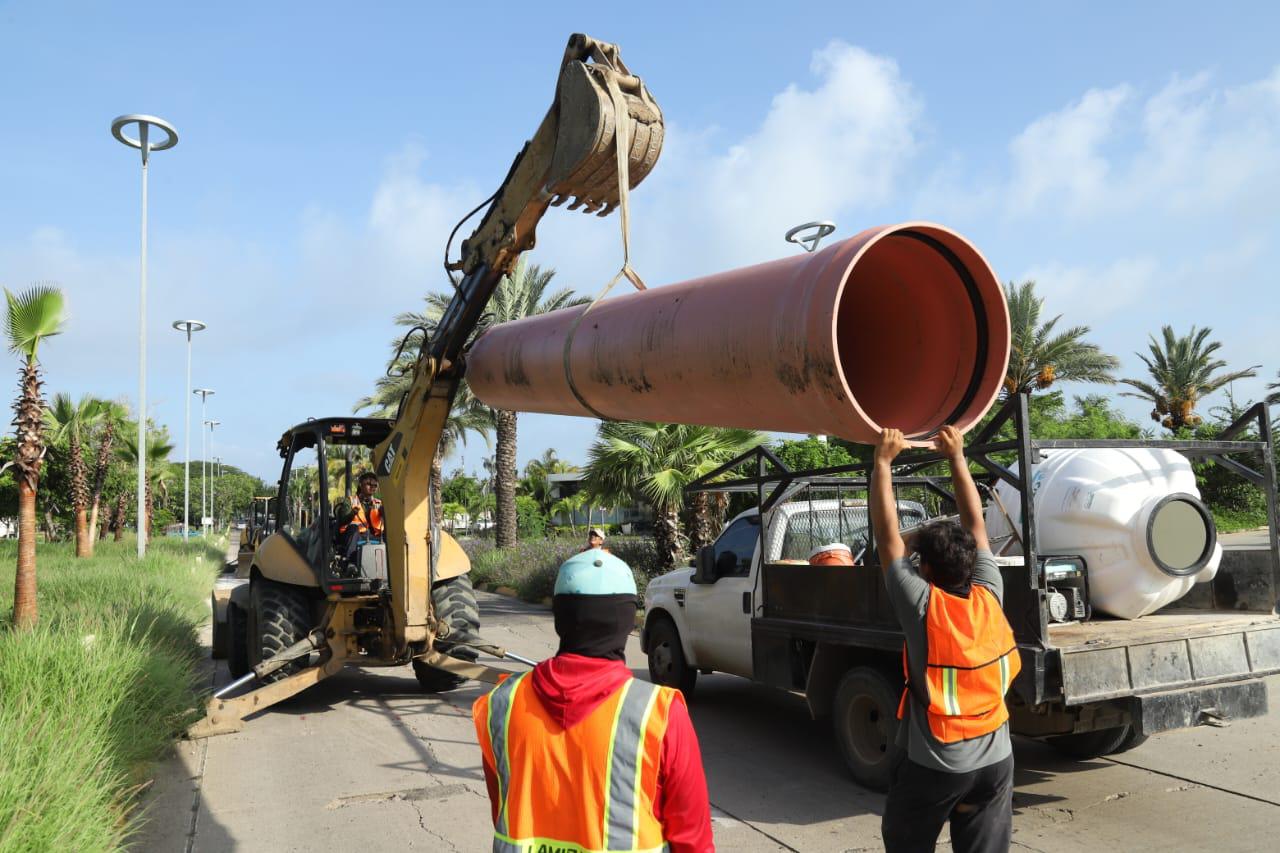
[
  {"x1": 194, "y1": 389, "x2": 215, "y2": 532},
  {"x1": 172, "y1": 320, "x2": 206, "y2": 541},
  {"x1": 112, "y1": 114, "x2": 179, "y2": 557},
  {"x1": 204, "y1": 419, "x2": 221, "y2": 533}
]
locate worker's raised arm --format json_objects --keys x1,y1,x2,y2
[
  {"x1": 934, "y1": 425, "x2": 989, "y2": 552},
  {"x1": 870, "y1": 429, "x2": 908, "y2": 566}
]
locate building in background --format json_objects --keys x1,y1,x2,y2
[{"x1": 547, "y1": 472, "x2": 654, "y2": 532}]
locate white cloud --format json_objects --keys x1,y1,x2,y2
[
  {"x1": 1007, "y1": 85, "x2": 1132, "y2": 214},
  {"x1": 1019, "y1": 256, "x2": 1158, "y2": 317}
]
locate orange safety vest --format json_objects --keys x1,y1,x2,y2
[
  {"x1": 340, "y1": 497, "x2": 384, "y2": 539},
  {"x1": 898, "y1": 584, "x2": 1021, "y2": 744},
  {"x1": 473, "y1": 672, "x2": 678, "y2": 853}
]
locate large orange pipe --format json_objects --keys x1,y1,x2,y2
[{"x1": 466, "y1": 222, "x2": 1009, "y2": 444}]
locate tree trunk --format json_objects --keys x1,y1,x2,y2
[
  {"x1": 43, "y1": 508, "x2": 56, "y2": 543},
  {"x1": 688, "y1": 491, "x2": 715, "y2": 554},
  {"x1": 12, "y1": 359, "x2": 45, "y2": 628},
  {"x1": 652, "y1": 506, "x2": 683, "y2": 573},
  {"x1": 113, "y1": 492, "x2": 128, "y2": 542},
  {"x1": 86, "y1": 421, "x2": 116, "y2": 558},
  {"x1": 69, "y1": 431, "x2": 90, "y2": 557},
  {"x1": 494, "y1": 409, "x2": 518, "y2": 547},
  {"x1": 13, "y1": 483, "x2": 38, "y2": 628}
]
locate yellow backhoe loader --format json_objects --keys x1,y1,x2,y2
[{"x1": 189, "y1": 33, "x2": 663, "y2": 737}]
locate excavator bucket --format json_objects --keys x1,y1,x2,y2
[{"x1": 544, "y1": 34, "x2": 664, "y2": 216}]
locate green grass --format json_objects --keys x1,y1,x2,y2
[{"x1": 0, "y1": 536, "x2": 220, "y2": 852}]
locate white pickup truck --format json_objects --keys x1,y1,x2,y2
[
  {"x1": 644, "y1": 498, "x2": 926, "y2": 692},
  {"x1": 641, "y1": 405, "x2": 1280, "y2": 792}
]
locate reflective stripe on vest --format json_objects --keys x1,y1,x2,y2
[
  {"x1": 481, "y1": 675, "x2": 671, "y2": 853},
  {"x1": 899, "y1": 584, "x2": 1022, "y2": 744}
]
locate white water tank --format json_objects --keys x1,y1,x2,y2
[{"x1": 985, "y1": 448, "x2": 1221, "y2": 619}]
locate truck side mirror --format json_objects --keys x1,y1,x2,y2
[{"x1": 692, "y1": 545, "x2": 717, "y2": 584}]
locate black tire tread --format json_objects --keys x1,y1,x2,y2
[
  {"x1": 253, "y1": 581, "x2": 313, "y2": 683},
  {"x1": 832, "y1": 666, "x2": 899, "y2": 793},
  {"x1": 226, "y1": 603, "x2": 250, "y2": 679},
  {"x1": 414, "y1": 574, "x2": 481, "y2": 693},
  {"x1": 1045, "y1": 724, "x2": 1135, "y2": 759},
  {"x1": 646, "y1": 616, "x2": 696, "y2": 696}
]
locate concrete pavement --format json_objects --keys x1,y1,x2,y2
[{"x1": 137, "y1": 591, "x2": 1280, "y2": 852}]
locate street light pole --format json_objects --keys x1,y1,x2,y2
[
  {"x1": 112, "y1": 114, "x2": 179, "y2": 558},
  {"x1": 213, "y1": 455, "x2": 222, "y2": 531},
  {"x1": 172, "y1": 321, "x2": 206, "y2": 542},
  {"x1": 194, "y1": 389, "x2": 215, "y2": 534},
  {"x1": 205, "y1": 419, "x2": 221, "y2": 533}
]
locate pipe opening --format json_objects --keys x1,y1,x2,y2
[
  {"x1": 834, "y1": 229, "x2": 992, "y2": 439},
  {"x1": 1147, "y1": 494, "x2": 1216, "y2": 577}
]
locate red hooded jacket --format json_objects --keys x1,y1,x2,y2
[{"x1": 478, "y1": 653, "x2": 714, "y2": 852}]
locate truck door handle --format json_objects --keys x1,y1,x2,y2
[{"x1": 742, "y1": 591, "x2": 751, "y2": 614}]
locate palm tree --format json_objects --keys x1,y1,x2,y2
[
  {"x1": 116, "y1": 433, "x2": 175, "y2": 537},
  {"x1": 1120, "y1": 325, "x2": 1259, "y2": 431},
  {"x1": 6, "y1": 284, "x2": 65, "y2": 628},
  {"x1": 86, "y1": 401, "x2": 126, "y2": 551},
  {"x1": 402, "y1": 260, "x2": 586, "y2": 546},
  {"x1": 1266, "y1": 370, "x2": 1279, "y2": 406},
  {"x1": 521, "y1": 449, "x2": 578, "y2": 513},
  {"x1": 550, "y1": 491, "x2": 588, "y2": 534},
  {"x1": 585, "y1": 422, "x2": 765, "y2": 571},
  {"x1": 44, "y1": 393, "x2": 106, "y2": 557},
  {"x1": 1003, "y1": 281, "x2": 1120, "y2": 395},
  {"x1": 112, "y1": 491, "x2": 129, "y2": 541}
]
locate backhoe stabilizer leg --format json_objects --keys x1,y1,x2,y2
[{"x1": 187, "y1": 645, "x2": 349, "y2": 739}]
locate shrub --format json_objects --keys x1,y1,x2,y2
[
  {"x1": 460, "y1": 535, "x2": 665, "y2": 602},
  {"x1": 515, "y1": 496, "x2": 546, "y2": 540}
]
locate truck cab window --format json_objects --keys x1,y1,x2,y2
[{"x1": 713, "y1": 517, "x2": 760, "y2": 577}]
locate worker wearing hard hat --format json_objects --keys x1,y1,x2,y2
[
  {"x1": 871, "y1": 425, "x2": 1020, "y2": 853},
  {"x1": 472, "y1": 550, "x2": 713, "y2": 852}
]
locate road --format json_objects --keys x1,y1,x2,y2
[{"x1": 139, "y1": 591, "x2": 1280, "y2": 852}]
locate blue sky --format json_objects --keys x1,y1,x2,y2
[{"x1": 2, "y1": 2, "x2": 1277, "y2": 481}]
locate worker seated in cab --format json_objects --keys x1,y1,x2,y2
[{"x1": 334, "y1": 471, "x2": 385, "y2": 564}]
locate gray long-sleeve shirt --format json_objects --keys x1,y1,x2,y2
[{"x1": 885, "y1": 549, "x2": 1012, "y2": 773}]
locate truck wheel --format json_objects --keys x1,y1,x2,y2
[
  {"x1": 210, "y1": 593, "x2": 228, "y2": 660},
  {"x1": 833, "y1": 667, "x2": 899, "y2": 792},
  {"x1": 226, "y1": 602, "x2": 250, "y2": 679},
  {"x1": 1045, "y1": 724, "x2": 1142, "y2": 759},
  {"x1": 413, "y1": 574, "x2": 481, "y2": 693},
  {"x1": 646, "y1": 617, "x2": 696, "y2": 696},
  {"x1": 250, "y1": 580, "x2": 313, "y2": 683}
]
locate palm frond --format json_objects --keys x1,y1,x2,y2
[{"x1": 5, "y1": 283, "x2": 66, "y2": 359}]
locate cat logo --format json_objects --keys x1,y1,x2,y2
[{"x1": 379, "y1": 433, "x2": 402, "y2": 479}]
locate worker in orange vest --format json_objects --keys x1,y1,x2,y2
[
  {"x1": 473, "y1": 549, "x2": 714, "y2": 852},
  {"x1": 335, "y1": 472, "x2": 384, "y2": 562},
  {"x1": 871, "y1": 425, "x2": 1020, "y2": 853}
]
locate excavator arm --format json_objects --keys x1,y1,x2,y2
[{"x1": 373, "y1": 33, "x2": 664, "y2": 653}]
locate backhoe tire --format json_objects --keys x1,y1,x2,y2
[
  {"x1": 211, "y1": 593, "x2": 228, "y2": 660},
  {"x1": 1046, "y1": 724, "x2": 1145, "y2": 759},
  {"x1": 646, "y1": 616, "x2": 696, "y2": 696},
  {"x1": 833, "y1": 667, "x2": 900, "y2": 793},
  {"x1": 226, "y1": 602, "x2": 250, "y2": 679},
  {"x1": 249, "y1": 580, "x2": 314, "y2": 683},
  {"x1": 413, "y1": 573, "x2": 481, "y2": 693}
]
